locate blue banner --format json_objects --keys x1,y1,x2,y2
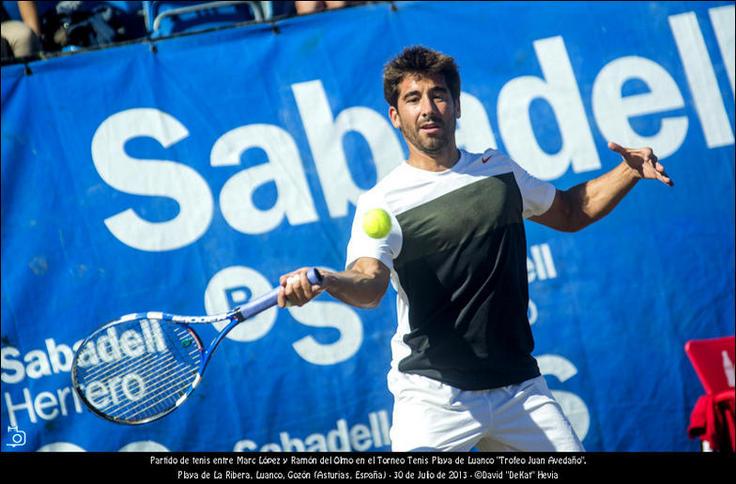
[{"x1": 2, "y1": 1, "x2": 734, "y2": 452}]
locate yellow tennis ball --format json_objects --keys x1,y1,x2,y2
[{"x1": 363, "y1": 208, "x2": 392, "y2": 239}]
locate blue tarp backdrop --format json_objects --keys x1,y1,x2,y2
[{"x1": 2, "y1": 1, "x2": 734, "y2": 451}]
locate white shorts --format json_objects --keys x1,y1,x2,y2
[{"x1": 388, "y1": 370, "x2": 584, "y2": 452}]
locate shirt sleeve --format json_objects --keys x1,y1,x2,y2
[
  {"x1": 344, "y1": 193, "x2": 401, "y2": 271},
  {"x1": 505, "y1": 155, "x2": 557, "y2": 219}
]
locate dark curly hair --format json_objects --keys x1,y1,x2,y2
[{"x1": 383, "y1": 46, "x2": 460, "y2": 108}]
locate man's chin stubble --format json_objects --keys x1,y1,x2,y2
[{"x1": 403, "y1": 129, "x2": 449, "y2": 155}]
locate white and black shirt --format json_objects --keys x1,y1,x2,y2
[{"x1": 346, "y1": 148, "x2": 556, "y2": 390}]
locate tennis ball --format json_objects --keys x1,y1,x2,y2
[{"x1": 363, "y1": 208, "x2": 392, "y2": 239}]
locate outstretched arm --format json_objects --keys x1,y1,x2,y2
[
  {"x1": 530, "y1": 142, "x2": 674, "y2": 232},
  {"x1": 277, "y1": 257, "x2": 390, "y2": 309}
]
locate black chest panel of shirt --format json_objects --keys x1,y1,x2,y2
[{"x1": 394, "y1": 173, "x2": 539, "y2": 390}]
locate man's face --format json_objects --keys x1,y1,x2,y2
[{"x1": 389, "y1": 73, "x2": 460, "y2": 155}]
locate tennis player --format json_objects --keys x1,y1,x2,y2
[{"x1": 278, "y1": 46, "x2": 673, "y2": 452}]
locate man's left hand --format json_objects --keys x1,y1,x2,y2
[{"x1": 608, "y1": 141, "x2": 674, "y2": 187}]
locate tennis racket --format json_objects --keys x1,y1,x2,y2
[{"x1": 71, "y1": 267, "x2": 322, "y2": 425}]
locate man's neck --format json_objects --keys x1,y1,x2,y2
[{"x1": 406, "y1": 145, "x2": 461, "y2": 172}]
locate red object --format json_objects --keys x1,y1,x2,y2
[{"x1": 685, "y1": 336, "x2": 735, "y2": 452}]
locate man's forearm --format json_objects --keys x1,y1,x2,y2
[
  {"x1": 564, "y1": 161, "x2": 639, "y2": 231},
  {"x1": 323, "y1": 269, "x2": 386, "y2": 309},
  {"x1": 19, "y1": 1, "x2": 41, "y2": 36}
]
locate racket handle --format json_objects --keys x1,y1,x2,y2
[
  {"x1": 236, "y1": 267, "x2": 323, "y2": 320},
  {"x1": 306, "y1": 267, "x2": 323, "y2": 285}
]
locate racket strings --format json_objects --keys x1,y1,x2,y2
[
  {"x1": 83, "y1": 343, "x2": 199, "y2": 392},
  {"x1": 96, "y1": 351, "x2": 195, "y2": 418},
  {"x1": 75, "y1": 319, "x2": 202, "y2": 423},
  {"x1": 112, "y1": 354, "x2": 199, "y2": 419},
  {"x1": 88, "y1": 329, "x2": 198, "y2": 420},
  {"x1": 83, "y1": 346, "x2": 171, "y2": 382}
]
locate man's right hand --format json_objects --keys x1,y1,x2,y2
[
  {"x1": 277, "y1": 267, "x2": 326, "y2": 308},
  {"x1": 276, "y1": 258, "x2": 390, "y2": 309}
]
